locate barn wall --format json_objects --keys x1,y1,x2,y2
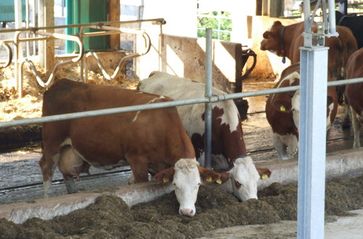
[
  {"x1": 137, "y1": 33, "x2": 244, "y2": 93},
  {"x1": 248, "y1": 16, "x2": 300, "y2": 79}
]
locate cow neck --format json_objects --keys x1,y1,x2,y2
[{"x1": 279, "y1": 25, "x2": 286, "y2": 63}]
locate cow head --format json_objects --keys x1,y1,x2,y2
[
  {"x1": 228, "y1": 156, "x2": 271, "y2": 201},
  {"x1": 154, "y1": 158, "x2": 229, "y2": 217},
  {"x1": 260, "y1": 21, "x2": 285, "y2": 56}
]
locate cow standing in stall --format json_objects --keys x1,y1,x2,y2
[
  {"x1": 260, "y1": 20, "x2": 357, "y2": 81},
  {"x1": 265, "y1": 64, "x2": 337, "y2": 160},
  {"x1": 260, "y1": 20, "x2": 357, "y2": 128},
  {"x1": 40, "y1": 79, "x2": 228, "y2": 217},
  {"x1": 138, "y1": 71, "x2": 271, "y2": 202},
  {"x1": 344, "y1": 48, "x2": 363, "y2": 148}
]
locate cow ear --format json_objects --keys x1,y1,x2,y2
[
  {"x1": 154, "y1": 167, "x2": 175, "y2": 183},
  {"x1": 263, "y1": 31, "x2": 271, "y2": 39},
  {"x1": 273, "y1": 21, "x2": 282, "y2": 27},
  {"x1": 198, "y1": 166, "x2": 230, "y2": 184},
  {"x1": 257, "y1": 167, "x2": 271, "y2": 180}
]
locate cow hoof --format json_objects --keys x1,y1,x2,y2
[{"x1": 65, "y1": 179, "x2": 78, "y2": 194}]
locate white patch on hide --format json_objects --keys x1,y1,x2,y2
[
  {"x1": 272, "y1": 133, "x2": 298, "y2": 160},
  {"x1": 132, "y1": 96, "x2": 164, "y2": 122},
  {"x1": 326, "y1": 101, "x2": 334, "y2": 130},
  {"x1": 139, "y1": 71, "x2": 240, "y2": 137},
  {"x1": 291, "y1": 90, "x2": 300, "y2": 130}
]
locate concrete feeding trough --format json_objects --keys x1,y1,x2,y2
[{"x1": 1, "y1": 148, "x2": 363, "y2": 224}]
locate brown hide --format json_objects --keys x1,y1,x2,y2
[
  {"x1": 260, "y1": 21, "x2": 358, "y2": 81},
  {"x1": 40, "y1": 79, "x2": 195, "y2": 183},
  {"x1": 265, "y1": 64, "x2": 300, "y2": 137},
  {"x1": 191, "y1": 106, "x2": 247, "y2": 168},
  {"x1": 265, "y1": 63, "x2": 338, "y2": 136},
  {"x1": 345, "y1": 48, "x2": 363, "y2": 114}
]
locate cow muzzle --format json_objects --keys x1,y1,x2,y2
[{"x1": 179, "y1": 207, "x2": 196, "y2": 217}]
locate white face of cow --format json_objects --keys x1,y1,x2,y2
[
  {"x1": 172, "y1": 158, "x2": 201, "y2": 217},
  {"x1": 229, "y1": 156, "x2": 260, "y2": 201},
  {"x1": 291, "y1": 90, "x2": 300, "y2": 130}
]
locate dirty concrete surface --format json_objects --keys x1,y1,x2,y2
[
  {"x1": 0, "y1": 78, "x2": 363, "y2": 238},
  {"x1": 1, "y1": 174, "x2": 363, "y2": 238}
]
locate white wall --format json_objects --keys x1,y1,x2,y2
[{"x1": 142, "y1": 0, "x2": 197, "y2": 38}]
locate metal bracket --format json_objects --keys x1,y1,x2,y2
[
  {"x1": 0, "y1": 41, "x2": 13, "y2": 69},
  {"x1": 82, "y1": 26, "x2": 151, "y2": 81},
  {"x1": 19, "y1": 31, "x2": 84, "y2": 90}
]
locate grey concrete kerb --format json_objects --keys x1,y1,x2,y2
[
  {"x1": 256, "y1": 148, "x2": 363, "y2": 189},
  {"x1": 1, "y1": 148, "x2": 363, "y2": 224}
]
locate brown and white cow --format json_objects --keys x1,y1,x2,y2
[
  {"x1": 260, "y1": 21, "x2": 357, "y2": 81},
  {"x1": 138, "y1": 71, "x2": 271, "y2": 201},
  {"x1": 266, "y1": 64, "x2": 337, "y2": 160},
  {"x1": 344, "y1": 48, "x2": 363, "y2": 148},
  {"x1": 261, "y1": 20, "x2": 357, "y2": 127},
  {"x1": 40, "y1": 79, "x2": 228, "y2": 217}
]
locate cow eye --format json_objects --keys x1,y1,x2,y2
[{"x1": 234, "y1": 180, "x2": 242, "y2": 189}]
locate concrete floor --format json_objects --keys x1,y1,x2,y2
[
  {"x1": 198, "y1": 209, "x2": 363, "y2": 239},
  {"x1": 195, "y1": 79, "x2": 363, "y2": 239}
]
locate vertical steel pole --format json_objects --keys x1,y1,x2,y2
[
  {"x1": 297, "y1": 47, "x2": 328, "y2": 239},
  {"x1": 297, "y1": 1, "x2": 333, "y2": 238},
  {"x1": 15, "y1": 0, "x2": 23, "y2": 98},
  {"x1": 328, "y1": 0, "x2": 337, "y2": 36},
  {"x1": 204, "y1": 28, "x2": 213, "y2": 169},
  {"x1": 25, "y1": 0, "x2": 31, "y2": 57}
]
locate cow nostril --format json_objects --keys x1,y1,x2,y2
[{"x1": 179, "y1": 208, "x2": 195, "y2": 217}]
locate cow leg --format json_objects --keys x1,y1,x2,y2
[
  {"x1": 342, "y1": 103, "x2": 352, "y2": 129},
  {"x1": 39, "y1": 154, "x2": 56, "y2": 197},
  {"x1": 286, "y1": 135, "x2": 298, "y2": 159},
  {"x1": 127, "y1": 155, "x2": 149, "y2": 183},
  {"x1": 272, "y1": 133, "x2": 289, "y2": 160},
  {"x1": 62, "y1": 174, "x2": 78, "y2": 194},
  {"x1": 350, "y1": 107, "x2": 361, "y2": 148},
  {"x1": 58, "y1": 145, "x2": 84, "y2": 193}
]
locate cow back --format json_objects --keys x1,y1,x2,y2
[
  {"x1": 42, "y1": 79, "x2": 195, "y2": 171},
  {"x1": 139, "y1": 72, "x2": 247, "y2": 165}
]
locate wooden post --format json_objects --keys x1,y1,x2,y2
[{"x1": 108, "y1": 0, "x2": 120, "y2": 50}]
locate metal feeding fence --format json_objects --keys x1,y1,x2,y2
[
  {"x1": 1, "y1": 1, "x2": 363, "y2": 238},
  {"x1": 0, "y1": 18, "x2": 165, "y2": 97}
]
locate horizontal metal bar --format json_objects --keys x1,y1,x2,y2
[
  {"x1": 0, "y1": 97, "x2": 208, "y2": 128},
  {"x1": 80, "y1": 30, "x2": 121, "y2": 38},
  {"x1": 1, "y1": 76, "x2": 363, "y2": 129},
  {"x1": 0, "y1": 18, "x2": 166, "y2": 34},
  {"x1": 17, "y1": 36, "x2": 48, "y2": 42},
  {"x1": 327, "y1": 77, "x2": 363, "y2": 87}
]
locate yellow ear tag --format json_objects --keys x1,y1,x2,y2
[
  {"x1": 261, "y1": 174, "x2": 269, "y2": 180},
  {"x1": 216, "y1": 179, "x2": 222, "y2": 184},
  {"x1": 280, "y1": 105, "x2": 286, "y2": 112},
  {"x1": 162, "y1": 177, "x2": 169, "y2": 183},
  {"x1": 206, "y1": 176, "x2": 212, "y2": 183}
]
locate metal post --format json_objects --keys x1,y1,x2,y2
[
  {"x1": 25, "y1": 0, "x2": 30, "y2": 57},
  {"x1": 14, "y1": 0, "x2": 23, "y2": 98},
  {"x1": 302, "y1": 1, "x2": 313, "y2": 47},
  {"x1": 204, "y1": 28, "x2": 213, "y2": 169},
  {"x1": 297, "y1": 47, "x2": 328, "y2": 239},
  {"x1": 328, "y1": 0, "x2": 337, "y2": 36}
]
